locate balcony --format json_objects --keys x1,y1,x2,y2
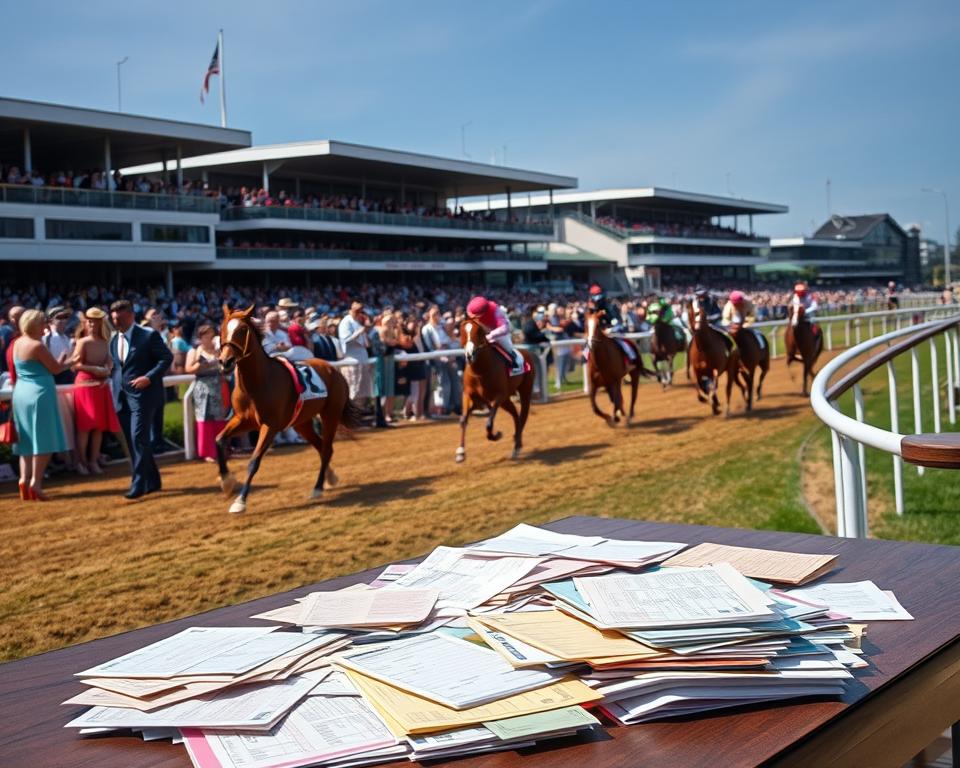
[
  {"x1": 0, "y1": 183, "x2": 219, "y2": 214},
  {"x1": 567, "y1": 212, "x2": 765, "y2": 242},
  {"x1": 217, "y1": 246, "x2": 543, "y2": 263},
  {"x1": 220, "y1": 205, "x2": 554, "y2": 236}
]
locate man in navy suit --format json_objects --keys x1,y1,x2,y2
[{"x1": 110, "y1": 300, "x2": 173, "y2": 500}]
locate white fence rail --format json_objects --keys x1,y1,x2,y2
[
  {"x1": 810, "y1": 310, "x2": 960, "y2": 537},
  {"x1": 1, "y1": 304, "x2": 955, "y2": 465}
]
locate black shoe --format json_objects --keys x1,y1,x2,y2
[{"x1": 124, "y1": 490, "x2": 144, "y2": 501}]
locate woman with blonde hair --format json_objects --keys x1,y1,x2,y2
[
  {"x1": 72, "y1": 307, "x2": 120, "y2": 475},
  {"x1": 185, "y1": 324, "x2": 228, "y2": 462},
  {"x1": 374, "y1": 311, "x2": 400, "y2": 422},
  {"x1": 11, "y1": 309, "x2": 69, "y2": 500}
]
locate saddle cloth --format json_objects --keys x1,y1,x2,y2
[
  {"x1": 492, "y1": 345, "x2": 531, "y2": 375},
  {"x1": 277, "y1": 358, "x2": 328, "y2": 429}
]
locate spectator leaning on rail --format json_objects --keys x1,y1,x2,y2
[
  {"x1": 109, "y1": 299, "x2": 173, "y2": 501},
  {"x1": 338, "y1": 301, "x2": 373, "y2": 407}
]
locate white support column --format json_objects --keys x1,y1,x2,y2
[
  {"x1": 853, "y1": 384, "x2": 868, "y2": 514},
  {"x1": 911, "y1": 347, "x2": 924, "y2": 476},
  {"x1": 855, "y1": 320, "x2": 862, "y2": 345},
  {"x1": 182, "y1": 381, "x2": 197, "y2": 460},
  {"x1": 845, "y1": 321, "x2": 851, "y2": 347},
  {"x1": 104, "y1": 137, "x2": 113, "y2": 191},
  {"x1": 947, "y1": 331, "x2": 956, "y2": 425},
  {"x1": 826, "y1": 322, "x2": 833, "y2": 351},
  {"x1": 887, "y1": 361, "x2": 904, "y2": 515},
  {"x1": 953, "y1": 330, "x2": 960, "y2": 403},
  {"x1": 931, "y1": 338, "x2": 941, "y2": 434},
  {"x1": 868, "y1": 317, "x2": 874, "y2": 338},
  {"x1": 839, "y1": 434, "x2": 867, "y2": 538},
  {"x1": 770, "y1": 330, "x2": 778, "y2": 359},
  {"x1": 23, "y1": 128, "x2": 32, "y2": 173},
  {"x1": 830, "y1": 427, "x2": 845, "y2": 536},
  {"x1": 261, "y1": 161, "x2": 269, "y2": 193},
  {"x1": 176, "y1": 144, "x2": 183, "y2": 190}
]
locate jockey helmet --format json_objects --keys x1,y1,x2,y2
[
  {"x1": 694, "y1": 286, "x2": 709, "y2": 298},
  {"x1": 589, "y1": 284, "x2": 603, "y2": 296},
  {"x1": 794, "y1": 282, "x2": 808, "y2": 296},
  {"x1": 729, "y1": 290, "x2": 744, "y2": 304},
  {"x1": 466, "y1": 296, "x2": 493, "y2": 318}
]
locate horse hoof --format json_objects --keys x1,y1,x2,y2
[
  {"x1": 511, "y1": 448, "x2": 522, "y2": 460},
  {"x1": 455, "y1": 447, "x2": 466, "y2": 464},
  {"x1": 310, "y1": 488, "x2": 323, "y2": 502},
  {"x1": 220, "y1": 472, "x2": 237, "y2": 496},
  {"x1": 325, "y1": 467, "x2": 339, "y2": 488},
  {"x1": 228, "y1": 498, "x2": 246, "y2": 514},
  {"x1": 487, "y1": 431, "x2": 503, "y2": 442}
]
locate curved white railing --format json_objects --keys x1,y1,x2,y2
[{"x1": 810, "y1": 310, "x2": 960, "y2": 538}]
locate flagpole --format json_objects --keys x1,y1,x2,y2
[{"x1": 218, "y1": 29, "x2": 227, "y2": 128}]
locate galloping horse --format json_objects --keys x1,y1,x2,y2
[
  {"x1": 729, "y1": 324, "x2": 769, "y2": 412},
  {"x1": 785, "y1": 304, "x2": 822, "y2": 396},
  {"x1": 456, "y1": 320, "x2": 534, "y2": 463},
  {"x1": 585, "y1": 309, "x2": 653, "y2": 425},
  {"x1": 686, "y1": 299, "x2": 741, "y2": 416},
  {"x1": 649, "y1": 314, "x2": 684, "y2": 388},
  {"x1": 215, "y1": 305, "x2": 362, "y2": 514}
]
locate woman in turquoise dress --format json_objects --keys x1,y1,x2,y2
[{"x1": 12, "y1": 309, "x2": 69, "y2": 501}]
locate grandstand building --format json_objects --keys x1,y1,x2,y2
[
  {"x1": 0, "y1": 97, "x2": 251, "y2": 287},
  {"x1": 461, "y1": 188, "x2": 788, "y2": 292},
  {"x1": 770, "y1": 214, "x2": 921, "y2": 286}
]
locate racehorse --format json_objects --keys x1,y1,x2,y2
[
  {"x1": 215, "y1": 305, "x2": 362, "y2": 514},
  {"x1": 686, "y1": 299, "x2": 741, "y2": 416},
  {"x1": 729, "y1": 324, "x2": 770, "y2": 412},
  {"x1": 649, "y1": 314, "x2": 684, "y2": 388},
  {"x1": 456, "y1": 320, "x2": 534, "y2": 463},
  {"x1": 585, "y1": 308, "x2": 653, "y2": 425},
  {"x1": 785, "y1": 304, "x2": 822, "y2": 396}
]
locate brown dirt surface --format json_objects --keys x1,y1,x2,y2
[{"x1": 0, "y1": 357, "x2": 828, "y2": 661}]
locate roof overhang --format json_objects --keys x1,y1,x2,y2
[
  {"x1": 463, "y1": 187, "x2": 788, "y2": 216},
  {"x1": 770, "y1": 238, "x2": 863, "y2": 249},
  {"x1": 0, "y1": 97, "x2": 251, "y2": 168},
  {"x1": 123, "y1": 140, "x2": 577, "y2": 196}
]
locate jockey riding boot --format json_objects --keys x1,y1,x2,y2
[{"x1": 513, "y1": 350, "x2": 524, "y2": 372}]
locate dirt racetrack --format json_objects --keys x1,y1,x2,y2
[{"x1": 0, "y1": 356, "x2": 828, "y2": 660}]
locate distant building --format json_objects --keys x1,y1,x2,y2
[
  {"x1": 770, "y1": 214, "x2": 921, "y2": 286},
  {"x1": 918, "y1": 234, "x2": 944, "y2": 282}
]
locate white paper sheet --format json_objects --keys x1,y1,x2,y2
[
  {"x1": 298, "y1": 587, "x2": 438, "y2": 628},
  {"x1": 467, "y1": 524, "x2": 605, "y2": 556},
  {"x1": 334, "y1": 633, "x2": 558, "y2": 709},
  {"x1": 786, "y1": 581, "x2": 913, "y2": 621}
]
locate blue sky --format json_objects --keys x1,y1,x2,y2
[{"x1": 3, "y1": 0, "x2": 958, "y2": 238}]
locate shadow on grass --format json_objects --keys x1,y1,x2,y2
[
  {"x1": 321, "y1": 474, "x2": 443, "y2": 508},
  {"x1": 627, "y1": 415, "x2": 701, "y2": 435},
  {"x1": 524, "y1": 443, "x2": 608, "y2": 465}
]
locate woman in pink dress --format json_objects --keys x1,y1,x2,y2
[
  {"x1": 185, "y1": 324, "x2": 229, "y2": 462},
  {"x1": 72, "y1": 307, "x2": 120, "y2": 475}
]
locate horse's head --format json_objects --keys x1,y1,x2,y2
[
  {"x1": 219, "y1": 304, "x2": 259, "y2": 374},
  {"x1": 687, "y1": 298, "x2": 703, "y2": 331},
  {"x1": 585, "y1": 307, "x2": 605, "y2": 347},
  {"x1": 460, "y1": 319, "x2": 488, "y2": 363},
  {"x1": 793, "y1": 304, "x2": 806, "y2": 323}
]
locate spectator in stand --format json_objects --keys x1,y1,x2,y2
[
  {"x1": 109, "y1": 299, "x2": 173, "y2": 501},
  {"x1": 185, "y1": 324, "x2": 228, "y2": 463},
  {"x1": 261, "y1": 311, "x2": 293, "y2": 357},
  {"x1": 11, "y1": 309, "x2": 69, "y2": 501},
  {"x1": 545, "y1": 304, "x2": 572, "y2": 390},
  {"x1": 2, "y1": 305, "x2": 25, "y2": 377},
  {"x1": 441, "y1": 313, "x2": 463, "y2": 415},
  {"x1": 142, "y1": 308, "x2": 171, "y2": 454},
  {"x1": 401, "y1": 316, "x2": 428, "y2": 421},
  {"x1": 167, "y1": 324, "x2": 191, "y2": 374},
  {"x1": 373, "y1": 312, "x2": 401, "y2": 424},
  {"x1": 43, "y1": 306, "x2": 76, "y2": 385},
  {"x1": 338, "y1": 302, "x2": 372, "y2": 407},
  {"x1": 284, "y1": 305, "x2": 313, "y2": 362},
  {"x1": 421, "y1": 305, "x2": 455, "y2": 416},
  {"x1": 307, "y1": 314, "x2": 341, "y2": 361},
  {"x1": 71, "y1": 307, "x2": 119, "y2": 476}
]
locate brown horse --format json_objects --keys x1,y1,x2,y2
[
  {"x1": 686, "y1": 300, "x2": 741, "y2": 416},
  {"x1": 215, "y1": 305, "x2": 362, "y2": 514},
  {"x1": 730, "y1": 324, "x2": 770, "y2": 412},
  {"x1": 785, "y1": 304, "x2": 822, "y2": 396},
  {"x1": 456, "y1": 320, "x2": 534, "y2": 463},
  {"x1": 585, "y1": 309, "x2": 653, "y2": 425},
  {"x1": 649, "y1": 315, "x2": 684, "y2": 388}
]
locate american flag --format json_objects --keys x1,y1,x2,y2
[{"x1": 200, "y1": 40, "x2": 220, "y2": 104}]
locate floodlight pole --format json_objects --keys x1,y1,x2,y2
[
  {"x1": 218, "y1": 30, "x2": 227, "y2": 128},
  {"x1": 923, "y1": 187, "x2": 952, "y2": 285},
  {"x1": 116, "y1": 56, "x2": 129, "y2": 112}
]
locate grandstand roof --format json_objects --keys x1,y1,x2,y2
[
  {"x1": 123, "y1": 140, "x2": 577, "y2": 196},
  {"x1": 0, "y1": 98, "x2": 251, "y2": 168},
  {"x1": 462, "y1": 187, "x2": 788, "y2": 216},
  {"x1": 812, "y1": 214, "x2": 904, "y2": 241}
]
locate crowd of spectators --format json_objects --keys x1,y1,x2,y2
[{"x1": 594, "y1": 216, "x2": 763, "y2": 240}]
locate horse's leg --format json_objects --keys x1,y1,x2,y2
[
  {"x1": 725, "y1": 363, "x2": 737, "y2": 417},
  {"x1": 711, "y1": 369, "x2": 722, "y2": 416},
  {"x1": 757, "y1": 355, "x2": 769, "y2": 401},
  {"x1": 485, "y1": 405, "x2": 503, "y2": 442},
  {"x1": 215, "y1": 413, "x2": 248, "y2": 496},
  {"x1": 499, "y1": 397, "x2": 523, "y2": 460},
  {"x1": 293, "y1": 416, "x2": 330, "y2": 501},
  {"x1": 229, "y1": 423, "x2": 277, "y2": 514},
  {"x1": 743, "y1": 366, "x2": 754, "y2": 412},
  {"x1": 456, "y1": 388, "x2": 471, "y2": 463},
  {"x1": 589, "y1": 369, "x2": 611, "y2": 424},
  {"x1": 627, "y1": 368, "x2": 640, "y2": 424}
]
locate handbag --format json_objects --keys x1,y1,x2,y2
[{"x1": 0, "y1": 402, "x2": 16, "y2": 445}]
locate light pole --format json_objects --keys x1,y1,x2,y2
[
  {"x1": 116, "y1": 57, "x2": 129, "y2": 112},
  {"x1": 922, "y1": 187, "x2": 952, "y2": 286},
  {"x1": 460, "y1": 121, "x2": 472, "y2": 159}
]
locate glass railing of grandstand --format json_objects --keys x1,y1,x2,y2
[
  {"x1": 565, "y1": 211, "x2": 766, "y2": 242},
  {"x1": 217, "y1": 247, "x2": 544, "y2": 263},
  {"x1": 0, "y1": 183, "x2": 220, "y2": 214},
  {"x1": 221, "y1": 205, "x2": 554, "y2": 235}
]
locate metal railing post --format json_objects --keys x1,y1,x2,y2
[
  {"x1": 855, "y1": 320, "x2": 862, "y2": 346},
  {"x1": 830, "y1": 427, "x2": 846, "y2": 537},
  {"x1": 182, "y1": 381, "x2": 196, "y2": 461},
  {"x1": 931, "y1": 338, "x2": 941, "y2": 433},
  {"x1": 771, "y1": 329, "x2": 778, "y2": 359},
  {"x1": 839, "y1": 434, "x2": 867, "y2": 538},
  {"x1": 947, "y1": 331, "x2": 956, "y2": 425},
  {"x1": 826, "y1": 322, "x2": 833, "y2": 351},
  {"x1": 886, "y1": 362, "x2": 904, "y2": 515},
  {"x1": 868, "y1": 317, "x2": 874, "y2": 338},
  {"x1": 845, "y1": 321, "x2": 851, "y2": 346},
  {"x1": 853, "y1": 384, "x2": 869, "y2": 514},
  {"x1": 911, "y1": 347, "x2": 925, "y2": 476}
]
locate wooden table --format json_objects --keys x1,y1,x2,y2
[{"x1": 2, "y1": 516, "x2": 959, "y2": 768}]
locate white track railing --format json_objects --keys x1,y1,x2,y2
[
  {"x1": 810, "y1": 310, "x2": 960, "y2": 538},
  {"x1": 1, "y1": 304, "x2": 954, "y2": 465}
]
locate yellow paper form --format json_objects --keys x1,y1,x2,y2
[
  {"x1": 471, "y1": 610, "x2": 665, "y2": 662},
  {"x1": 662, "y1": 542, "x2": 838, "y2": 585},
  {"x1": 341, "y1": 669, "x2": 600, "y2": 735}
]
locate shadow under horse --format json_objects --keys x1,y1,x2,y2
[
  {"x1": 585, "y1": 308, "x2": 655, "y2": 425},
  {"x1": 456, "y1": 320, "x2": 535, "y2": 463},
  {"x1": 686, "y1": 299, "x2": 742, "y2": 416},
  {"x1": 215, "y1": 305, "x2": 362, "y2": 514},
  {"x1": 785, "y1": 304, "x2": 823, "y2": 396}
]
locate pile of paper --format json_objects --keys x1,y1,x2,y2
[{"x1": 62, "y1": 524, "x2": 910, "y2": 767}]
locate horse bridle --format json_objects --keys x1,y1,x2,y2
[
  {"x1": 223, "y1": 317, "x2": 255, "y2": 362},
  {"x1": 462, "y1": 320, "x2": 490, "y2": 363}
]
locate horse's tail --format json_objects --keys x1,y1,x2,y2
[{"x1": 339, "y1": 396, "x2": 365, "y2": 432}]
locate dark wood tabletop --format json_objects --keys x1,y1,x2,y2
[{"x1": 2, "y1": 516, "x2": 959, "y2": 768}]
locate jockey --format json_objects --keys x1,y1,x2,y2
[
  {"x1": 791, "y1": 282, "x2": 818, "y2": 326},
  {"x1": 587, "y1": 284, "x2": 620, "y2": 330},
  {"x1": 694, "y1": 286, "x2": 722, "y2": 326},
  {"x1": 722, "y1": 290, "x2": 766, "y2": 349},
  {"x1": 647, "y1": 295, "x2": 687, "y2": 342},
  {"x1": 466, "y1": 295, "x2": 524, "y2": 372}
]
